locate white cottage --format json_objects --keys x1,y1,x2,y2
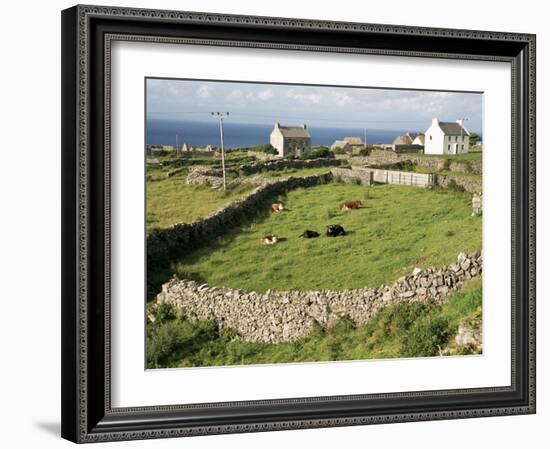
[
  {"x1": 424, "y1": 119, "x2": 470, "y2": 155},
  {"x1": 270, "y1": 123, "x2": 312, "y2": 158}
]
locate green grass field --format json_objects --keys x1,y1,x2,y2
[
  {"x1": 169, "y1": 183, "x2": 481, "y2": 292},
  {"x1": 147, "y1": 277, "x2": 482, "y2": 368},
  {"x1": 147, "y1": 172, "x2": 256, "y2": 231}
]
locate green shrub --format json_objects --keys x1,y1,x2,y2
[
  {"x1": 154, "y1": 302, "x2": 177, "y2": 322},
  {"x1": 147, "y1": 319, "x2": 220, "y2": 368},
  {"x1": 331, "y1": 146, "x2": 346, "y2": 155},
  {"x1": 303, "y1": 146, "x2": 333, "y2": 159},
  {"x1": 252, "y1": 143, "x2": 278, "y2": 155},
  {"x1": 401, "y1": 316, "x2": 451, "y2": 357}
]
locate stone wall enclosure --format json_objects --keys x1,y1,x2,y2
[{"x1": 154, "y1": 252, "x2": 482, "y2": 344}]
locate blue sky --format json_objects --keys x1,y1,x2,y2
[{"x1": 146, "y1": 78, "x2": 482, "y2": 133}]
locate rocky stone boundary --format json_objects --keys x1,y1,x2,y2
[
  {"x1": 338, "y1": 150, "x2": 481, "y2": 174},
  {"x1": 435, "y1": 174, "x2": 482, "y2": 193},
  {"x1": 153, "y1": 252, "x2": 482, "y2": 344},
  {"x1": 147, "y1": 173, "x2": 333, "y2": 263},
  {"x1": 238, "y1": 157, "x2": 343, "y2": 176}
]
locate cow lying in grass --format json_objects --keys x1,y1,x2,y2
[
  {"x1": 339, "y1": 200, "x2": 362, "y2": 210},
  {"x1": 299, "y1": 230, "x2": 320, "y2": 239},
  {"x1": 326, "y1": 224, "x2": 346, "y2": 237},
  {"x1": 271, "y1": 203, "x2": 284, "y2": 213},
  {"x1": 261, "y1": 234, "x2": 279, "y2": 245}
]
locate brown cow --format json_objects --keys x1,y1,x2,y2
[
  {"x1": 339, "y1": 200, "x2": 363, "y2": 210},
  {"x1": 271, "y1": 203, "x2": 284, "y2": 213}
]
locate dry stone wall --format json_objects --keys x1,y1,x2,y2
[
  {"x1": 238, "y1": 158, "x2": 343, "y2": 176},
  {"x1": 331, "y1": 167, "x2": 434, "y2": 188},
  {"x1": 338, "y1": 150, "x2": 481, "y2": 175},
  {"x1": 154, "y1": 252, "x2": 482, "y2": 344},
  {"x1": 435, "y1": 174, "x2": 482, "y2": 193}
]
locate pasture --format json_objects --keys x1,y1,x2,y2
[
  {"x1": 170, "y1": 183, "x2": 482, "y2": 292},
  {"x1": 146, "y1": 171, "x2": 255, "y2": 231}
]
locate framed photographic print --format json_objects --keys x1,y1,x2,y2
[{"x1": 61, "y1": 4, "x2": 536, "y2": 443}]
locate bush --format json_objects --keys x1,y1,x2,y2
[
  {"x1": 252, "y1": 143, "x2": 278, "y2": 155},
  {"x1": 147, "y1": 319, "x2": 220, "y2": 368},
  {"x1": 303, "y1": 146, "x2": 333, "y2": 159},
  {"x1": 401, "y1": 316, "x2": 451, "y2": 357},
  {"x1": 357, "y1": 145, "x2": 374, "y2": 156},
  {"x1": 331, "y1": 146, "x2": 346, "y2": 155},
  {"x1": 154, "y1": 302, "x2": 177, "y2": 322}
]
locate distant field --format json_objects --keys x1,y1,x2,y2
[
  {"x1": 147, "y1": 171, "x2": 255, "y2": 231},
  {"x1": 170, "y1": 183, "x2": 482, "y2": 292}
]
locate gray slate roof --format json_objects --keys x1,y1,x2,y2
[
  {"x1": 277, "y1": 126, "x2": 311, "y2": 138},
  {"x1": 438, "y1": 122, "x2": 469, "y2": 136}
]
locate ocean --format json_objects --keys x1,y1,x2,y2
[{"x1": 146, "y1": 120, "x2": 414, "y2": 148}]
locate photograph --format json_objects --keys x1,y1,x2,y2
[{"x1": 145, "y1": 78, "x2": 484, "y2": 369}]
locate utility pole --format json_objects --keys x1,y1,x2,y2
[
  {"x1": 459, "y1": 117, "x2": 468, "y2": 154},
  {"x1": 364, "y1": 127, "x2": 367, "y2": 148},
  {"x1": 211, "y1": 112, "x2": 229, "y2": 191},
  {"x1": 175, "y1": 133, "x2": 179, "y2": 156}
]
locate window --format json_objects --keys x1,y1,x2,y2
[
  {"x1": 462, "y1": 144, "x2": 464, "y2": 150},
  {"x1": 429, "y1": 135, "x2": 432, "y2": 140},
  {"x1": 448, "y1": 144, "x2": 451, "y2": 151}
]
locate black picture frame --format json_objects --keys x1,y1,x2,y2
[{"x1": 61, "y1": 4, "x2": 536, "y2": 443}]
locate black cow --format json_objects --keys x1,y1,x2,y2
[
  {"x1": 326, "y1": 224, "x2": 346, "y2": 237},
  {"x1": 299, "y1": 230, "x2": 320, "y2": 239}
]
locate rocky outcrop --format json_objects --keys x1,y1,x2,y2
[{"x1": 154, "y1": 252, "x2": 482, "y2": 344}]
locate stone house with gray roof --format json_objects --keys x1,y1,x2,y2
[
  {"x1": 270, "y1": 122, "x2": 312, "y2": 158},
  {"x1": 424, "y1": 118, "x2": 470, "y2": 155}
]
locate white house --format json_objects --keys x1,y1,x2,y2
[
  {"x1": 424, "y1": 118, "x2": 470, "y2": 155},
  {"x1": 270, "y1": 123, "x2": 312, "y2": 158}
]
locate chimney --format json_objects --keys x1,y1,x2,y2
[
  {"x1": 432, "y1": 118, "x2": 439, "y2": 126},
  {"x1": 456, "y1": 118, "x2": 465, "y2": 128},
  {"x1": 275, "y1": 122, "x2": 280, "y2": 128},
  {"x1": 301, "y1": 123, "x2": 307, "y2": 129}
]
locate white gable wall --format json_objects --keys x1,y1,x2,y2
[
  {"x1": 270, "y1": 127, "x2": 285, "y2": 158},
  {"x1": 424, "y1": 121, "x2": 445, "y2": 154}
]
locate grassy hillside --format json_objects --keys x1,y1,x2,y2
[
  {"x1": 147, "y1": 277, "x2": 482, "y2": 368},
  {"x1": 169, "y1": 183, "x2": 481, "y2": 292}
]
